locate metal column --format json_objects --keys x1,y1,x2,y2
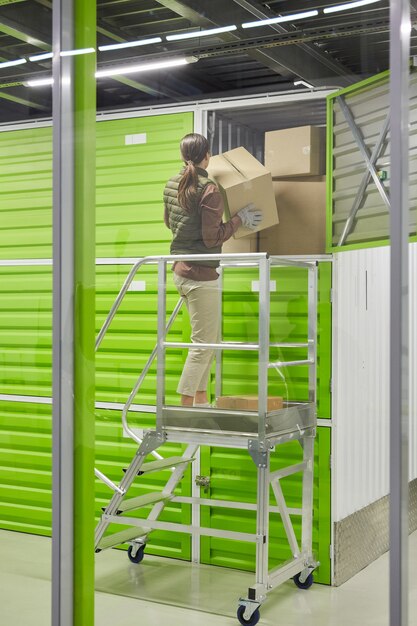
[
  {"x1": 52, "y1": 1, "x2": 96, "y2": 625},
  {"x1": 389, "y1": 2, "x2": 410, "y2": 626}
]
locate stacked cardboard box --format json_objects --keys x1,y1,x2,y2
[
  {"x1": 261, "y1": 126, "x2": 327, "y2": 255},
  {"x1": 216, "y1": 395, "x2": 284, "y2": 411}
]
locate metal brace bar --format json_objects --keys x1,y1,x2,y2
[
  {"x1": 105, "y1": 514, "x2": 261, "y2": 543},
  {"x1": 271, "y1": 479, "x2": 301, "y2": 557},
  {"x1": 337, "y1": 96, "x2": 390, "y2": 210},
  {"x1": 269, "y1": 462, "x2": 306, "y2": 482},
  {"x1": 338, "y1": 112, "x2": 390, "y2": 246}
]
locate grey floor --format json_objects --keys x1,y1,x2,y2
[{"x1": 0, "y1": 529, "x2": 416, "y2": 626}]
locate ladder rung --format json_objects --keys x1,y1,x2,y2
[
  {"x1": 116, "y1": 492, "x2": 172, "y2": 514},
  {"x1": 96, "y1": 526, "x2": 149, "y2": 552},
  {"x1": 123, "y1": 456, "x2": 194, "y2": 476}
]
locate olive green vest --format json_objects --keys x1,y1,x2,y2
[{"x1": 164, "y1": 167, "x2": 221, "y2": 268}]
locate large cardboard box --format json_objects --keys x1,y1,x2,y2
[
  {"x1": 259, "y1": 179, "x2": 326, "y2": 255},
  {"x1": 207, "y1": 147, "x2": 279, "y2": 239},
  {"x1": 264, "y1": 126, "x2": 326, "y2": 178},
  {"x1": 222, "y1": 232, "x2": 258, "y2": 254},
  {"x1": 216, "y1": 395, "x2": 284, "y2": 412}
]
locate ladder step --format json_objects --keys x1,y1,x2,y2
[
  {"x1": 123, "y1": 455, "x2": 194, "y2": 476},
  {"x1": 96, "y1": 526, "x2": 149, "y2": 552},
  {"x1": 116, "y1": 492, "x2": 172, "y2": 514}
]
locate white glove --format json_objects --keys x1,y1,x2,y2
[{"x1": 237, "y1": 203, "x2": 263, "y2": 230}]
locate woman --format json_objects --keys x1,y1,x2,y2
[{"x1": 164, "y1": 133, "x2": 262, "y2": 407}]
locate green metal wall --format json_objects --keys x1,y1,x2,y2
[{"x1": 0, "y1": 112, "x2": 332, "y2": 579}]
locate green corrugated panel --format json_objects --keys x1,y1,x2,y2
[
  {"x1": 0, "y1": 401, "x2": 191, "y2": 559},
  {"x1": 0, "y1": 265, "x2": 52, "y2": 397},
  {"x1": 96, "y1": 114, "x2": 193, "y2": 258},
  {"x1": 0, "y1": 126, "x2": 53, "y2": 260},
  {"x1": 0, "y1": 112, "x2": 193, "y2": 259},
  {"x1": 200, "y1": 426, "x2": 331, "y2": 584}
]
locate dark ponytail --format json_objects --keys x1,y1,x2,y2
[{"x1": 178, "y1": 133, "x2": 209, "y2": 212}]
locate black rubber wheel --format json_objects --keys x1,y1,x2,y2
[
  {"x1": 293, "y1": 571, "x2": 314, "y2": 589},
  {"x1": 127, "y1": 544, "x2": 145, "y2": 564},
  {"x1": 237, "y1": 605, "x2": 260, "y2": 626}
]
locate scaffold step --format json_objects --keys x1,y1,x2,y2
[
  {"x1": 117, "y1": 492, "x2": 171, "y2": 514},
  {"x1": 123, "y1": 455, "x2": 194, "y2": 476},
  {"x1": 97, "y1": 526, "x2": 149, "y2": 552}
]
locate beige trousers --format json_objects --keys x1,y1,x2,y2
[{"x1": 173, "y1": 274, "x2": 220, "y2": 397}]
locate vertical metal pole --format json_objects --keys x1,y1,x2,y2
[
  {"x1": 52, "y1": 1, "x2": 96, "y2": 624},
  {"x1": 52, "y1": 5, "x2": 75, "y2": 622},
  {"x1": 301, "y1": 435, "x2": 315, "y2": 559},
  {"x1": 255, "y1": 457, "x2": 270, "y2": 592},
  {"x1": 215, "y1": 265, "x2": 223, "y2": 400},
  {"x1": 389, "y1": 2, "x2": 410, "y2": 626},
  {"x1": 219, "y1": 117, "x2": 223, "y2": 154},
  {"x1": 156, "y1": 259, "x2": 167, "y2": 431},
  {"x1": 308, "y1": 265, "x2": 318, "y2": 405},
  {"x1": 258, "y1": 256, "x2": 270, "y2": 441}
]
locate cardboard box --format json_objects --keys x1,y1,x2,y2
[
  {"x1": 264, "y1": 126, "x2": 326, "y2": 178},
  {"x1": 222, "y1": 232, "x2": 258, "y2": 254},
  {"x1": 216, "y1": 395, "x2": 284, "y2": 412},
  {"x1": 259, "y1": 179, "x2": 326, "y2": 255},
  {"x1": 207, "y1": 147, "x2": 279, "y2": 239}
]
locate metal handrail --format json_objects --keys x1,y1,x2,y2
[
  {"x1": 95, "y1": 253, "x2": 316, "y2": 352},
  {"x1": 93, "y1": 253, "x2": 318, "y2": 487}
]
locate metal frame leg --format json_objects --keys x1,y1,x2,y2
[{"x1": 300, "y1": 434, "x2": 316, "y2": 581}]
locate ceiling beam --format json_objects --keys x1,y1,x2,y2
[
  {"x1": 154, "y1": 0, "x2": 353, "y2": 85},
  {"x1": 232, "y1": 0, "x2": 354, "y2": 81},
  {"x1": 0, "y1": 13, "x2": 50, "y2": 49},
  {"x1": 0, "y1": 86, "x2": 48, "y2": 110}
]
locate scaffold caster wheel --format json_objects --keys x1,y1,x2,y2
[
  {"x1": 293, "y1": 571, "x2": 314, "y2": 589},
  {"x1": 127, "y1": 544, "x2": 145, "y2": 564},
  {"x1": 237, "y1": 605, "x2": 260, "y2": 626}
]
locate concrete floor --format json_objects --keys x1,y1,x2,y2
[{"x1": 0, "y1": 529, "x2": 416, "y2": 626}]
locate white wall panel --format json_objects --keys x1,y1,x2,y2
[{"x1": 333, "y1": 243, "x2": 417, "y2": 521}]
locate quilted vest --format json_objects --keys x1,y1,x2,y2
[{"x1": 164, "y1": 167, "x2": 221, "y2": 268}]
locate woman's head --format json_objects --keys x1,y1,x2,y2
[
  {"x1": 180, "y1": 133, "x2": 209, "y2": 168},
  {"x1": 178, "y1": 134, "x2": 210, "y2": 211}
]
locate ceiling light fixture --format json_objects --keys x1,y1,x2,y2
[
  {"x1": 294, "y1": 79, "x2": 315, "y2": 89},
  {"x1": 26, "y1": 57, "x2": 197, "y2": 86},
  {"x1": 95, "y1": 57, "x2": 193, "y2": 78},
  {"x1": 28, "y1": 52, "x2": 53, "y2": 62},
  {"x1": 323, "y1": 0, "x2": 382, "y2": 14},
  {"x1": 26, "y1": 77, "x2": 54, "y2": 87},
  {"x1": 60, "y1": 47, "x2": 95, "y2": 57},
  {"x1": 0, "y1": 58, "x2": 27, "y2": 69},
  {"x1": 166, "y1": 25, "x2": 237, "y2": 41},
  {"x1": 242, "y1": 10, "x2": 318, "y2": 29},
  {"x1": 98, "y1": 37, "x2": 162, "y2": 52}
]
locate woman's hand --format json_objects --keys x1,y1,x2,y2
[{"x1": 237, "y1": 203, "x2": 263, "y2": 229}]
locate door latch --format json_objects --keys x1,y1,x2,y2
[{"x1": 195, "y1": 475, "x2": 211, "y2": 492}]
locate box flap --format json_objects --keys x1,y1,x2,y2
[
  {"x1": 223, "y1": 147, "x2": 268, "y2": 179},
  {"x1": 207, "y1": 154, "x2": 243, "y2": 189}
]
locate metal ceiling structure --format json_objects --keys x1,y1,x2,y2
[{"x1": 0, "y1": 0, "x2": 416, "y2": 122}]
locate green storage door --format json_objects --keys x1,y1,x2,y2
[{"x1": 0, "y1": 112, "x2": 194, "y2": 560}]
